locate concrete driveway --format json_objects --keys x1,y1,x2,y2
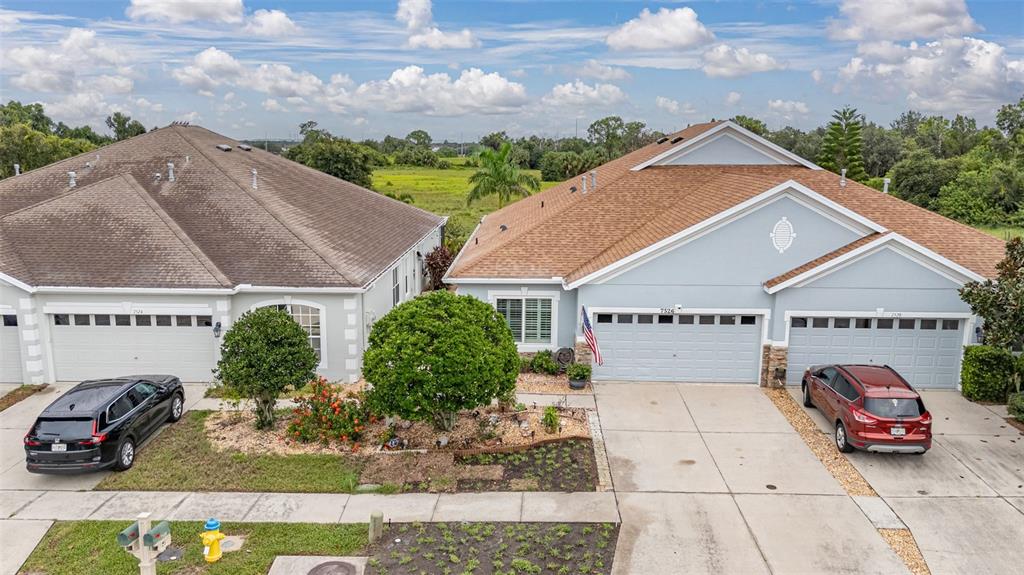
[
  {"x1": 599, "y1": 382, "x2": 908, "y2": 575},
  {"x1": 788, "y1": 386, "x2": 1024, "y2": 574}
]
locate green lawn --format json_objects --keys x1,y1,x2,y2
[
  {"x1": 19, "y1": 521, "x2": 366, "y2": 575},
  {"x1": 978, "y1": 226, "x2": 1024, "y2": 240},
  {"x1": 96, "y1": 411, "x2": 364, "y2": 493},
  {"x1": 371, "y1": 164, "x2": 558, "y2": 242}
]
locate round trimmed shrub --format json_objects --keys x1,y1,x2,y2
[
  {"x1": 960, "y1": 345, "x2": 1015, "y2": 402},
  {"x1": 362, "y1": 290, "x2": 519, "y2": 430}
]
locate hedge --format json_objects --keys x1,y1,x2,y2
[{"x1": 960, "y1": 345, "x2": 1016, "y2": 402}]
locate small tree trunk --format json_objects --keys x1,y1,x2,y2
[
  {"x1": 433, "y1": 411, "x2": 457, "y2": 432},
  {"x1": 254, "y1": 394, "x2": 277, "y2": 430}
]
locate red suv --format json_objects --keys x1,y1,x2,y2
[{"x1": 802, "y1": 364, "x2": 932, "y2": 454}]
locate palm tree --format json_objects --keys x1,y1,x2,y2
[{"x1": 466, "y1": 143, "x2": 540, "y2": 208}]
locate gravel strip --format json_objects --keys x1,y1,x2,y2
[{"x1": 879, "y1": 528, "x2": 931, "y2": 575}]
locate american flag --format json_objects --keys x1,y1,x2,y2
[{"x1": 581, "y1": 306, "x2": 603, "y2": 366}]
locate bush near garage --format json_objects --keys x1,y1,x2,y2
[
  {"x1": 286, "y1": 377, "x2": 374, "y2": 448},
  {"x1": 1008, "y1": 392, "x2": 1024, "y2": 422},
  {"x1": 529, "y1": 349, "x2": 561, "y2": 375},
  {"x1": 960, "y1": 345, "x2": 1016, "y2": 402}
]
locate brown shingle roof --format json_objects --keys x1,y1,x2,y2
[
  {"x1": 0, "y1": 125, "x2": 444, "y2": 289},
  {"x1": 763, "y1": 232, "x2": 889, "y2": 289},
  {"x1": 448, "y1": 123, "x2": 1005, "y2": 282}
]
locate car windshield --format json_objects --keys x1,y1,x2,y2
[
  {"x1": 864, "y1": 398, "x2": 922, "y2": 418},
  {"x1": 34, "y1": 418, "x2": 93, "y2": 439}
]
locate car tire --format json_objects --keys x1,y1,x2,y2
[
  {"x1": 113, "y1": 438, "x2": 136, "y2": 471},
  {"x1": 802, "y1": 384, "x2": 814, "y2": 408},
  {"x1": 835, "y1": 421, "x2": 855, "y2": 453},
  {"x1": 168, "y1": 393, "x2": 184, "y2": 423}
]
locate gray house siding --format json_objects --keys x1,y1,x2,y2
[{"x1": 456, "y1": 283, "x2": 577, "y2": 351}]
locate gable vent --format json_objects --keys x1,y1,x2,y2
[
  {"x1": 216, "y1": 144, "x2": 232, "y2": 152},
  {"x1": 656, "y1": 137, "x2": 669, "y2": 144},
  {"x1": 670, "y1": 136, "x2": 684, "y2": 144},
  {"x1": 238, "y1": 144, "x2": 253, "y2": 151}
]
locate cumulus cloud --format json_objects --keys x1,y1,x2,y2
[
  {"x1": 541, "y1": 80, "x2": 627, "y2": 108},
  {"x1": 396, "y1": 0, "x2": 478, "y2": 49},
  {"x1": 701, "y1": 45, "x2": 782, "y2": 78},
  {"x1": 244, "y1": 9, "x2": 298, "y2": 37},
  {"x1": 7, "y1": 28, "x2": 127, "y2": 94},
  {"x1": 655, "y1": 96, "x2": 696, "y2": 116},
  {"x1": 44, "y1": 91, "x2": 113, "y2": 123},
  {"x1": 126, "y1": 0, "x2": 244, "y2": 24},
  {"x1": 353, "y1": 66, "x2": 528, "y2": 115},
  {"x1": 171, "y1": 47, "x2": 245, "y2": 92},
  {"x1": 767, "y1": 99, "x2": 810, "y2": 120},
  {"x1": 606, "y1": 7, "x2": 714, "y2": 51},
  {"x1": 579, "y1": 60, "x2": 631, "y2": 81},
  {"x1": 725, "y1": 91, "x2": 742, "y2": 106},
  {"x1": 835, "y1": 36, "x2": 1023, "y2": 115},
  {"x1": 828, "y1": 0, "x2": 980, "y2": 41},
  {"x1": 134, "y1": 97, "x2": 164, "y2": 113},
  {"x1": 262, "y1": 98, "x2": 287, "y2": 112},
  {"x1": 811, "y1": 69, "x2": 823, "y2": 84}
]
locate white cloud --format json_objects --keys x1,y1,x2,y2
[
  {"x1": 811, "y1": 69, "x2": 823, "y2": 84},
  {"x1": 767, "y1": 99, "x2": 810, "y2": 120},
  {"x1": 6, "y1": 28, "x2": 126, "y2": 94},
  {"x1": 655, "y1": 96, "x2": 696, "y2": 116},
  {"x1": 606, "y1": 7, "x2": 714, "y2": 51},
  {"x1": 177, "y1": 111, "x2": 202, "y2": 124},
  {"x1": 396, "y1": 0, "x2": 478, "y2": 49},
  {"x1": 829, "y1": 0, "x2": 980, "y2": 41},
  {"x1": 835, "y1": 36, "x2": 1024, "y2": 115},
  {"x1": 95, "y1": 75, "x2": 134, "y2": 94},
  {"x1": 701, "y1": 44, "x2": 782, "y2": 78},
  {"x1": 353, "y1": 66, "x2": 528, "y2": 115},
  {"x1": 508, "y1": 68, "x2": 527, "y2": 78},
  {"x1": 579, "y1": 60, "x2": 631, "y2": 81},
  {"x1": 45, "y1": 91, "x2": 113, "y2": 122},
  {"x1": 126, "y1": 0, "x2": 243, "y2": 24},
  {"x1": 725, "y1": 91, "x2": 742, "y2": 106},
  {"x1": 262, "y1": 98, "x2": 287, "y2": 112},
  {"x1": 250, "y1": 64, "x2": 324, "y2": 98},
  {"x1": 244, "y1": 9, "x2": 298, "y2": 37},
  {"x1": 134, "y1": 97, "x2": 164, "y2": 113},
  {"x1": 541, "y1": 80, "x2": 627, "y2": 108},
  {"x1": 171, "y1": 47, "x2": 245, "y2": 92}
]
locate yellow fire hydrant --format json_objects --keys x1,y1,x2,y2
[{"x1": 201, "y1": 518, "x2": 225, "y2": 563}]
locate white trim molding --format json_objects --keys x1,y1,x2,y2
[
  {"x1": 41, "y1": 302, "x2": 214, "y2": 316},
  {"x1": 249, "y1": 297, "x2": 330, "y2": 370},
  {"x1": 632, "y1": 121, "x2": 822, "y2": 172},
  {"x1": 487, "y1": 288, "x2": 560, "y2": 353},
  {"x1": 778, "y1": 309, "x2": 974, "y2": 347}
]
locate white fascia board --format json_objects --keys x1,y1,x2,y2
[
  {"x1": 0, "y1": 272, "x2": 33, "y2": 293},
  {"x1": 29, "y1": 284, "x2": 366, "y2": 295},
  {"x1": 632, "y1": 121, "x2": 822, "y2": 171},
  {"x1": 363, "y1": 220, "x2": 447, "y2": 289},
  {"x1": 765, "y1": 235, "x2": 892, "y2": 294},
  {"x1": 887, "y1": 233, "x2": 988, "y2": 283},
  {"x1": 448, "y1": 277, "x2": 564, "y2": 285},
  {"x1": 566, "y1": 179, "x2": 885, "y2": 289},
  {"x1": 442, "y1": 216, "x2": 484, "y2": 283}
]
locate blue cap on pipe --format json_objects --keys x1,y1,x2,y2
[{"x1": 204, "y1": 518, "x2": 220, "y2": 531}]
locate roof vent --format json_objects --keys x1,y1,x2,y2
[
  {"x1": 541, "y1": 200, "x2": 544, "y2": 208},
  {"x1": 499, "y1": 224, "x2": 508, "y2": 232},
  {"x1": 840, "y1": 168, "x2": 847, "y2": 188},
  {"x1": 581, "y1": 175, "x2": 588, "y2": 194},
  {"x1": 167, "y1": 162, "x2": 175, "y2": 182},
  {"x1": 68, "y1": 171, "x2": 76, "y2": 188},
  {"x1": 238, "y1": 144, "x2": 253, "y2": 151},
  {"x1": 569, "y1": 185, "x2": 577, "y2": 193},
  {"x1": 154, "y1": 172, "x2": 162, "y2": 182},
  {"x1": 13, "y1": 164, "x2": 20, "y2": 176},
  {"x1": 656, "y1": 137, "x2": 669, "y2": 144},
  {"x1": 882, "y1": 177, "x2": 891, "y2": 194},
  {"x1": 251, "y1": 168, "x2": 258, "y2": 190},
  {"x1": 185, "y1": 155, "x2": 191, "y2": 165},
  {"x1": 216, "y1": 144, "x2": 232, "y2": 152},
  {"x1": 590, "y1": 171, "x2": 596, "y2": 191},
  {"x1": 670, "y1": 136, "x2": 684, "y2": 144},
  {"x1": 85, "y1": 161, "x2": 92, "y2": 169}
]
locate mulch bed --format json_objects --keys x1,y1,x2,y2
[
  {"x1": 518, "y1": 372, "x2": 592, "y2": 394},
  {"x1": 367, "y1": 521, "x2": 619, "y2": 575},
  {"x1": 456, "y1": 440, "x2": 598, "y2": 492},
  {"x1": 0, "y1": 384, "x2": 47, "y2": 412}
]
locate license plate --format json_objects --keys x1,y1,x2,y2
[
  {"x1": 51, "y1": 443, "x2": 67, "y2": 452},
  {"x1": 890, "y1": 427, "x2": 906, "y2": 437}
]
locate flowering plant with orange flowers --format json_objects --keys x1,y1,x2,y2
[{"x1": 286, "y1": 377, "x2": 373, "y2": 447}]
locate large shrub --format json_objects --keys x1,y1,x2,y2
[
  {"x1": 362, "y1": 291, "x2": 519, "y2": 430},
  {"x1": 216, "y1": 307, "x2": 319, "y2": 429},
  {"x1": 960, "y1": 238, "x2": 1024, "y2": 350},
  {"x1": 960, "y1": 345, "x2": 1016, "y2": 402}
]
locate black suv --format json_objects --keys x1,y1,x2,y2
[{"x1": 24, "y1": 375, "x2": 185, "y2": 474}]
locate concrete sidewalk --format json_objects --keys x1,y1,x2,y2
[{"x1": 2, "y1": 489, "x2": 620, "y2": 524}]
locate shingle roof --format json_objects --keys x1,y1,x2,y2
[
  {"x1": 447, "y1": 122, "x2": 1005, "y2": 282},
  {"x1": 763, "y1": 232, "x2": 889, "y2": 289},
  {"x1": 0, "y1": 125, "x2": 444, "y2": 289}
]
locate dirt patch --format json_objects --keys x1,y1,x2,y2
[
  {"x1": 367, "y1": 521, "x2": 619, "y2": 575},
  {"x1": 879, "y1": 528, "x2": 931, "y2": 575},
  {"x1": 457, "y1": 440, "x2": 598, "y2": 492},
  {"x1": 763, "y1": 387, "x2": 876, "y2": 496},
  {"x1": 1006, "y1": 417, "x2": 1024, "y2": 433},
  {"x1": 517, "y1": 372, "x2": 592, "y2": 394},
  {"x1": 0, "y1": 384, "x2": 47, "y2": 412}
]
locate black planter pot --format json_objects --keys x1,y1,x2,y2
[{"x1": 568, "y1": 378, "x2": 588, "y2": 390}]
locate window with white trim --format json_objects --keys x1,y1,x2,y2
[
  {"x1": 266, "y1": 304, "x2": 322, "y2": 360},
  {"x1": 392, "y1": 267, "x2": 400, "y2": 306},
  {"x1": 496, "y1": 297, "x2": 552, "y2": 344}
]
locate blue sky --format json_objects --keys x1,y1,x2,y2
[{"x1": 1, "y1": 1, "x2": 1022, "y2": 141}]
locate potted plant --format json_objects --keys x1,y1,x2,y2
[{"x1": 566, "y1": 363, "x2": 591, "y2": 390}]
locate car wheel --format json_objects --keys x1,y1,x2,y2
[
  {"x1": 168, "y1": 393, "x2": 184, "y2": 423},
  {"x1": 114, "y1": 438, "x2": 136, "y2": 471},
  {"x1": 802, "y1": 384, "x2": 814, "y2": 408},
  {"x1": 835, "y1": 421, "x2": 855, "y2": 453}
]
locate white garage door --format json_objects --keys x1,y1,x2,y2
[
  {"x1": 50, "y1": 313, "x2": 216, "y2": 382},
  {"x1": 593, "y1": 313, "x2": 762, "y2": 383},
  {"x1": 786, "y1": 316, "x2": 965, "y2": 388},
  {"x1": 1, "y1": 313, "x2": 22, "y2": 383}
]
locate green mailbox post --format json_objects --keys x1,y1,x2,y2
[{"x1": 117, "y1": 512, "x2": 171, "y2": 575}]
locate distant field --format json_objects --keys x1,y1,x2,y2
[
  {"x1": 371, "y1": 162, "x2": 558, "y2": 243},
  {"x1": 978, "y1": 227, "x2": 1024, "y2": 240}
]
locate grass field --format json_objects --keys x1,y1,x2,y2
[
  {"x1": 371, "y1": 161, "x2": 557, "y2": 243},
  {"x1": 979, "y1": 227, "x2": 1024, "y2": 240}
]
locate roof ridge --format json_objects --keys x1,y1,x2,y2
[
  {"x1": 120, "y1": 173, "x2": 233, "y2": 287},
  {"x1": 172, "y1": 127, "x2": 361, "y2": 287},
  {"x1": 763, "y1": 231, "x2": 889, "y2": 288}
]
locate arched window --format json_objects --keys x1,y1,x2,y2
[{"x1": 264, "y1": 303, "x2": 322, "y2": 360}]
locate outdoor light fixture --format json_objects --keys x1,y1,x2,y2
[{"x1": 213, "y1": 321, "x2": 222, "y2": 337}]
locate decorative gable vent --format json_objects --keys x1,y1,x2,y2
[{"x1": 770, "y1": 217, "x2": 796, "y2": 253}]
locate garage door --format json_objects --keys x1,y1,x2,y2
[
  {"x1": 786, "y1": 316, "x2": 965, "y2": 388},
  {"x1": 1, "y1": 312, "x2": 22, "y2": 383},
  {"x1": 593, "y1": 313, "x2": 762, "y2": 382},
  {"x1": 50, "y1": 313, "x2": 216, "y2": 382}
]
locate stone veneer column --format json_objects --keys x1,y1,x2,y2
[
  {"x1": 574, "y1": 338, "x2": 593, "y2": 366},
  {"x1": 760, "y1": 345, "x2": 789, "y2": 388}
]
